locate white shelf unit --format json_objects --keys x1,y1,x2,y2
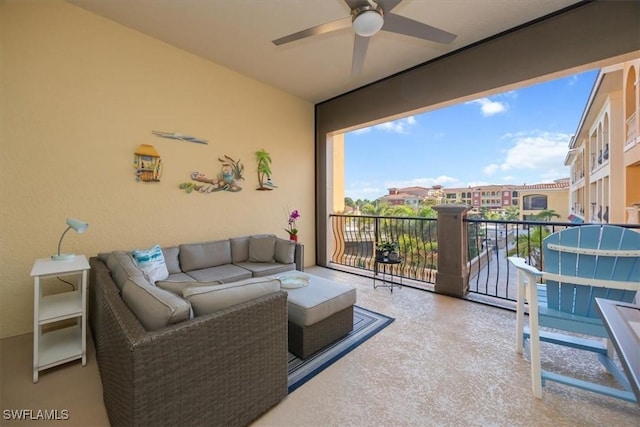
[{"x1": 30, "y1": 255, "x2": 90, "y2": 383}]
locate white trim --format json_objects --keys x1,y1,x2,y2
[
  {"x1": 543, "y1": 272, "x2": 640, "y2": 290},
  {"x1": 547, "y1": 243, "x2": 640, "y2": 257}
]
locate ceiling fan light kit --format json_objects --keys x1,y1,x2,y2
[{"x1": 352, "y1": 6, "x2": 384, "y2": 37}]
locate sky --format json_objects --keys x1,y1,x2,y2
[{"x1": 343, "y1": 69, "x2": 599, "y2": 201}]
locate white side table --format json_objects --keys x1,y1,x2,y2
[{"x1": 30, "y1": 255, "x2": 90, "y2": 383}]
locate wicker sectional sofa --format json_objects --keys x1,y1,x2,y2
[{"x1": 88, "y1": 235, "x2": 302, "y2": 427}]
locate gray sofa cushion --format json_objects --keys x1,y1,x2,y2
[
  {"x1": 230, "y1": 237, "x2": 250, "y2": 263},
  {"x1": 162, "y1": 246, "x2": 182, "y2": 274},
  {"x1": 249, "y1": 235, "x2": 276, "y2": 263},
  {"x1": 274, "y1": 238, "x2": 295, "y2": 264},
  {"x1": 187, "y1": 264, "x2": 252, "y2": 283},
  {"x1": 106, "y1": 251, "x2": 145, "y2": 291},
  {"x1": 183, "y1": 277, "x2": 281, "y2": 316},
  {"x1": 121, "y1": 276, "x2": 191, "y2": 331},
  {"x1": 164, "y1": 272, "x2": 196, "y2": 282},
  {"x1": 180, "y1": 240, "x2": 231, "y2": 272},
  {"x1": 234, "y1": 262, "x2": 295, "y2": 277},
  {"x1": 156, "y1": 280, "x2": 222, "y2": 295}
]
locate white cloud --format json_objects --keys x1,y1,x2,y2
[
  {"x1": 345, "y1": 182, "x2": 384, "y2": 201},
  {"x1": 466, "y1": 98, "x2": 508, "y2": 117},
  {"x1": 485, "y1": 131, "x2": 571, "y2": 183},
  {"x1": 374, "y1": 116, "x2": 417, "y2": 133},
  {"x1": 483, "y1": 164, "x2": 499, "y2": 175},
  {"x1": 349, "y1": 116, "x2": 417, "y2": 135},
  {"x1": 568, "y1": 75, "x2": 578, "y2": 86},
  {"x1": 351, "y1": 127, "x2": 371, "y2": 135}
]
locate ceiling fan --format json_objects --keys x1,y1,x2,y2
[{"x1": 272, "y1": 0, "x2": 457, "y2": 76}]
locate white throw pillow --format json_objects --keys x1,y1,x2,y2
[{"x1": 131, "y1": 244, "x2": 169, "y2": 284}]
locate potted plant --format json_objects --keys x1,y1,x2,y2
[
  {"x1": 376, "y1": 241, "x2": 399, "y2": 262},
  {"x1": 284, "y1": 209, "x2": 300, "y2": 242}
]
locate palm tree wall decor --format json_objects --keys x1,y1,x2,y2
[{"x1": 255, "y1": 149, "x2": 276, "y2": 190}]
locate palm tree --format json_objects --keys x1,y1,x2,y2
[
  {"x1": 507, "y1": 225, "x2": 550, "y2": 270},
  {"x1": 255, "y1": 149, "x2": 273, "y2": 190},
  {"x1": 535, "y1": 209, "x2": 560, "y2": 222},
  {"x1": 504, "y1": 206, "x2": 520, "y2": 221}
]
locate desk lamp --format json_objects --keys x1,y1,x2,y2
[{"x1": 52, "y1": 218, "x2": 88, "y2": 261}]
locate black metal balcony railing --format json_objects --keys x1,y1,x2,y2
[
  {"x1": 330, "y1": 214, "x2": 438, "y2": 284},
  {"x1": 330, "y1": 214, "x2": 640, "y2": 304},
  {"x1": 465, "y1": 219, "x2": 580, "y2": 302}
]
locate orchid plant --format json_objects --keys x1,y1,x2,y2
[{"x1": 285, "y1": 209, "x2": 300, "y2": 237}]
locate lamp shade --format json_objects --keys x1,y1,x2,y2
[
  {"x1": 66, "y1": 218, "x2": 88, "y2": 234},
  {"x1": 353, "y1": 9, "x2": 384, "y2": 37},
  {"x1": 52, "y1": 218, "x2": 89, "y2": 261}
]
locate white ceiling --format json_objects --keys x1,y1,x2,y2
[{"x1": 68, "y1": 0, "x2": 581, "y2": 104}]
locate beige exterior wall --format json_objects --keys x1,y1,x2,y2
[
  {"x1": 567, "y1": 60, "x2": 640, "y2": 225},
  {"x1": 623, "y1": 61, "x2": 640, "y2": 222},
  {"x1": 519, "y1": 189, "x2": 569, "y2": 221},
  {"x1": 0, "y1": 1, "x2": 314, "y2": 338}
]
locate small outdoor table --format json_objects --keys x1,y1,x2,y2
[
  {"x1": 596, "y1": 298, "x2": 640, "y2": 402},
  {"x1": 373, "y1": 258, "x2": 403, "y2": 292}
]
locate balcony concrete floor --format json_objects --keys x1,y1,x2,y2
[
  {"x1": 255, "y1": 266, "x2": 640, "y2": 426},
  {"x1": 1, "y1": 266, "x2": 638, "y2": 426}
]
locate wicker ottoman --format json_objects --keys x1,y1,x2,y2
[{"x1": 279, "y1": 272, "x2": 357, "y2": 359}]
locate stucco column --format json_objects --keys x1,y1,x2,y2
[{"x1": 433, "y1": 205, "x2": 469, "y2": 297}]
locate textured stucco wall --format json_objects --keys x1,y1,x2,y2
[{"x1": 0, "y1": 0, "x2": 314, "y2": 338}]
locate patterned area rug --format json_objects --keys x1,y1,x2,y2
[{"x1": 287, "y1": 305, "x2": 394, "y2": 393}]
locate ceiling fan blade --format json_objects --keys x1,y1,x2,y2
[
  {"x1": 383, "y1": 13, "x2": 457, "y2": 44},
  {"x1": 377, "y1": 0, "x2": 404, "y2": 12},
  {"x1": 344, "y1": 0, "x2": 370, "y2": 9},
  {"x1": 351, "y1": 34, "x2": 370, "y2": 76},
  {"x1": 273, "y1": 16, "x2": 352, "y2": 45}
]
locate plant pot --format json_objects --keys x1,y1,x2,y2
[
  {"x1": 388, "y1": 251, "x2": 399, "y2": 261},
  {"x1": 375, "y1": 249, "x2": 388, "y2": 262},
  {"x1": 290, "y1": 234, "x2": 298, "y2": 243}
]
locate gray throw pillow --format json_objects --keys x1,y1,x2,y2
[
  {"x1": 274, "y1": 238, "x2": 295, "y2": 264},
  {"x1": 248, "y1": 235, "x2": 276, "y2": 263}
]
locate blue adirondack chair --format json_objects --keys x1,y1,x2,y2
[{"x1": 508, "y1": 224, "x2": 640, "y2": 402}]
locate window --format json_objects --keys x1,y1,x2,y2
[
  {"x1": 504, "y1": 191, "x2": 509, "y2": 196},
  {"x1": 523, "y1": 194, "x2": 547, "y2": 210},
  {"x1": 512, "y1": 191, "x2": 518, "y2": 197}
]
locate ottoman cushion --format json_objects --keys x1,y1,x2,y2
[{"x1": 282, "y1": 273, "x2": 357, "y2": 327}]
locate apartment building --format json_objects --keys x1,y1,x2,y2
[
  {"x1": 565, "y1": 59, "x2": 640, "y2": 224},
  {"x1": 379, "y1": 186, "x2": 445, "y2": 206},
  {"x1": 517, "y1": 179, "x2": 570, "y2": 221},
  {"x1": 443, "y1": 185, "x2": 519, "y2": 210},
  {"x1": 379, "y1": 181, "x2": 569, "y2": 221}
]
